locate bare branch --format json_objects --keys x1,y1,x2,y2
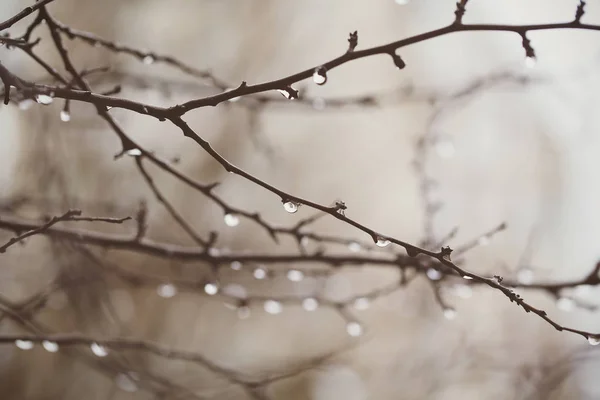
[
  {"x1": 0, "y1": 0, "x2": 55, "y2": 31},
  {"x1": 575, "y1": 1, "x2": 586, "y2": 24},
  {"x1": 0, "y1": 209, "x2": 81, "y2": 253},
  {"x1": 1, "y1": 8, "x2": 600, "y2": 395},
  {"x1": 454, "y1": 0, "x2": 469, "y2": 25}
]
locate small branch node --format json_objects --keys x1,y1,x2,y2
[
  {"x1": 454, "y1": 0, "x2": 469, "y2": 25},
  {"x1": 575, "y1": 1, "x2": 586, "y2": 24},
  {"x1": 347, "y1": 30, "x2": 358, "y2": 52}
]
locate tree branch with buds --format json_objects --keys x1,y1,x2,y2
[{"x1": 2, "y1": 0, "x2": 600, "y2": 398}]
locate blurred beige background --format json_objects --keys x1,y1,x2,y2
[{"x1": 2, "y1": 0, "x2": 600, "y2": 399}]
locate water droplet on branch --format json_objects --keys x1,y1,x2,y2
[
  {"x1": 204, "y1": 282, "x2": 219, "y2": 295},
  {"x1": 375, "y1": 237, "x2": 391, "y2": 248},
  {"x1": 60, "y1": 110, "x2": 71, "y2": 122},
  {"x1": 157, "y1": 283, "x2": 177, "y2": 298},
  {"x1": 253, "y1": 267, "x2": 267, "y2": 280},
  {"x1": 426, "y1": 268, "x2": 442, "y2": 281},
  {"x1": 588, "y1": 335, "x2": 600, "y2": 346},
  {"x1": 143, "y1": 55, "x2": 155, "y2": 65},
  {"x1": 230, "y1": 261, "x2": 242, "y2": 271},
  {"x1": 312, "y1": 66, "x2": 327, "y2": 85},
  {"x1": 35, "y1": 94, "x2": 53, "y2": 105},
  {"x1": 91, "y1": 343, "x2": 108, "y2": 357},
  {"x1": 126, "y1": 148, "x2": 142, "y2": 157},
  {"x1": 346, "y1": 321, "x2": 363, "y2": 337},
  {"x1": 287, "y1": 269, "x2": 304, "y2": 282},
  {"x1": 277, "y1": 87, "x2": 298, "y2": 100},
  {"x1": 283, "y1": 201, "x2": 299, "y2": 214},
  {"x1": 223, "y1": 213, "x2": 240, "y2": 227},
  {"x1": 42, "y1": 340, "x2": 59, "y2": 352},
  {"x1": 15, "y1": 340, "x2": 33, "y2": 350}
]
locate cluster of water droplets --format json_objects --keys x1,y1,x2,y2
[
  {"x1": 15, "y1": 339, "x2": 113, "y2": 356},
  {"x1": 157, "y1": 281, "x2": 219, "y2": 297}
]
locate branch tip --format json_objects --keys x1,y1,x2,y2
[{"x1": 347, "y1": 30, "x2": 358, "y2": 52}]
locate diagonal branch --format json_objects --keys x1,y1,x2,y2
[{"x1": 0, "y1": 0, "x2": 55, "y2": 31}]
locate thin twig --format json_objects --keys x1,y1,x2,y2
[{"x1": 0, "y1": 0, "x2": 55, "y2": 31}]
